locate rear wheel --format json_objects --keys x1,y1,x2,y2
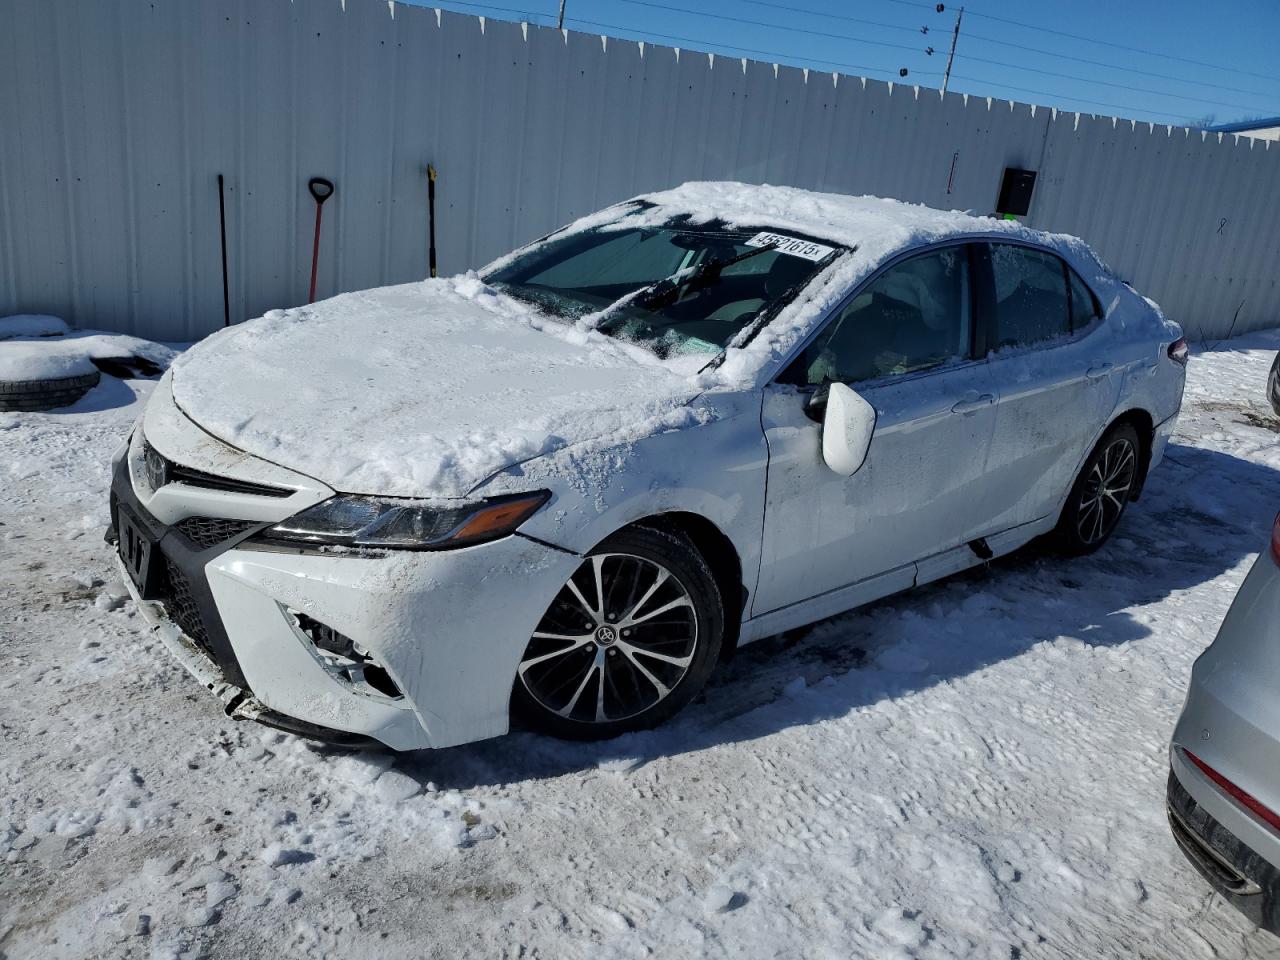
[
  {"x1": 1054, "y1": 422, "x2": 1140, "y2": 555},
  {"x1": 513, "y1": 526, "x2": 723, "y2": 740}
]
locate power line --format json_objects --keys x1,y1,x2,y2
[
  {"x1": 955, "y1": 51, "x2": 1277, "y2": 114},
  {"x1": 961, "y1": 29, "x2": 1279, "y2": 100},
  {"x1": 427, "y1": 0, "x2": 936, "y2": 80},
  {"x1": 688, "y1": 0, "x2": 1280, "y2": 93},
  {"x1": 613, "y1": 0, "x2": 925, "y2": 57},
  {"x1": 568, "y1": 15, "x2": 937, "y2": 81},
  {"x1": 423, "y1": 1, "x2": 1261, "y2": 124},
  {"x1": 949, "y1": 74, "x2": 1197, "y2": 124},
  {"x1": 611, "y1": 0, "x2": 1277, "y2": 114},
  {"x1": 961, "y1": 6, "x2": 1280, "y2": 85},
  {"x1": 735, "y1": 0, "x2": 923, "y2": 37}
]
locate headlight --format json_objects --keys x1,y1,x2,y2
[{"x1": 265, "y1": 491, "x2": 551, "y2": 550}]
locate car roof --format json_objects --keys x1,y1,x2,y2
[{"x1": 629, "y1": 180, "x2": 1089, "y2": 268}]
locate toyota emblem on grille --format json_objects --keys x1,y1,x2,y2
[{"x1": 144, "y1": 443, "x2": 169, "y2": 492}]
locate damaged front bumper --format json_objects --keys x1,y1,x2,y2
[
  {"x1": 113, "y1": 550, "x2": 383, "y2": 748},
  {"x1": 109, "y1": 388, "x2": 581, "y2": 751}
]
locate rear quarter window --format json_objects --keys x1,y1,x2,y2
[{"x1": 1068, "y1": 267, "x2": 1102, "y2": 332}]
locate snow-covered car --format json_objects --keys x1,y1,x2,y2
[
  {"x1": 107, "y1": 182, "x2": 1187, "y2": 751},
  {"x1": 1168, "y1": 513, "x2": 1280, "y2": 934}
]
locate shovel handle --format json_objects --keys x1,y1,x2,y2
[{"x1": 308, "y1": 177, "x2": 335, "y2": 204}]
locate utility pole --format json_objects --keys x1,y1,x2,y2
[
  {"x1": 941, "y1": 6, "x2": 964, "y2": 95},
  {"x1": 557, "y1": 0, "x2": 565, "y2": 29}
]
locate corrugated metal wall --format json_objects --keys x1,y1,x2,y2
[{"x1": 2, "y1": 0, "x2": 1277, "y2": 341}]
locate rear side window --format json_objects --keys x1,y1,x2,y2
[
  {"x1": 785, "y1": 246, "x2": 971, "y2": 386},
  {"x1": 1068, "y1": 268, "x2": 1101, "y2": 332},
  {"x1": 989, "y1": 243, "x2": 1070, "y2": 349}
]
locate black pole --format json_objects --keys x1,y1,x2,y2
[
  {"x1": 217, "y1": 174, "x2": 230, "y2": 327},
  {"x1": 941, "y1": 6, "x2": 964, "y2": 95},
  {"x1": 427, "y1": 163, "x2": 438, "y2": 279}
]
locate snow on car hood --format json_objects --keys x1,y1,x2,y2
[{"x1": 168, "y1": 278, "x2": 704, "y2": 498}]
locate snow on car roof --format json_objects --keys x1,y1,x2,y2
[{"x1": 507, "y1": 181, "x2": 1115, "y2": 387}]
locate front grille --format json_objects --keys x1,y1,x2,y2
[
  {"x1": 158, "y1": 556, "x2": 212, "y2": 654},
  {"x1": 141, "y1": 439, "x2": 292, "y2": 498},
  {"x1": 175, "y1": 517, "x2": 256, "y2": 550},
  {"x1": 169, "y1": 462, "x2": 293, "y2": 498}
]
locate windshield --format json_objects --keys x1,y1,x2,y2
[{"x1": 484, "y1": 215, "x2": 840, "y2": 359}]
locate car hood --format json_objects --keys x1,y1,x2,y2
[{"x1": 169, "y1": 278, "x2": 704, "y2": 498}]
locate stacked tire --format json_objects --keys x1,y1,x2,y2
[{"x1": 0, "y1": 370, "x2": 101, "y2": 411}]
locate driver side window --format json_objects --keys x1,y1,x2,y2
[{"x1": 785, "y1": 246, "x2": 972, "y2": 386}]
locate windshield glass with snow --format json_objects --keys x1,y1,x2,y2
[{"x1": 484, "y1": 218, "x2": 840, "y2": 359}]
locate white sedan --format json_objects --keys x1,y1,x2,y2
[{"x1": 109, "y1": 182, "x2": 1187, "y2": 750}]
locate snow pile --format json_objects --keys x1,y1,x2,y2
[
  {"x1": 0, "y1": 314, "x2": 179, "y2": 382},
  {"x1": 169, "y1": 278, "x2": 704, "y2": 498},
  {"x1": 0, "y1": 341, "x2": 99, "y2": 381},
  {"x1": 0, "y1": 314, "x2": 71, "y2": 340}
]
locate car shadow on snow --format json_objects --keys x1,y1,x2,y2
[{"x1": 393, "y1": 441, "x2": 1279, "y2": 789}]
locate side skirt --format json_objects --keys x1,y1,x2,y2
[{"x1": 737, "y1": 515, "x2": 1055, "y2": 645}]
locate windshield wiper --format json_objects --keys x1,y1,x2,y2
[
  {"x1": 638, "y1": 242, "x2": 778, "y2": 310},
  {"x1": 586, "y1": 242, "x2": 779, "y2": 330}
]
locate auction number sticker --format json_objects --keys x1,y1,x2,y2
[{"x1": 745, "y1": 232, "x2": 836, "y2": 262}]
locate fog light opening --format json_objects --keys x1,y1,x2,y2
[{"x1": 285, "y1": 608, "x2": 404, "y2": 701}]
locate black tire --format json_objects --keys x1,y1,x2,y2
[
  {"x1": 513, "y1": 525, "x2": 723, "y2": 741},
  {"x1": 1054, "y1": 421, "x2": 1141, "y2": 556},
  {"x1": 0, "y1": 370, "x2": 100, "y2": 411}
]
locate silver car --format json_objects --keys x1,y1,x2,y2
[
  {"x1": 1169, "y1": 514, "x2": 1280, "y2": 933},
  {"x1": 109, "y1": 183, "x2": 1187, "y2": 750}
]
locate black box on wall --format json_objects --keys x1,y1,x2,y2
[{"x1": 996, "y1": 167, "x2": 1038, "y2": 217}]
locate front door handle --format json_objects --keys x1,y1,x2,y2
[
  {"x1": 950, "y1": 394, "x2": 995, "y2": 414},
  {"x1": 1085, "y1": 362, "x2": 1114, "y2": 381}
]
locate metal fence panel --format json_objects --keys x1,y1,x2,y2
[{"x1": 1, "y1": 0, "x2": 1277, "y2": 341}]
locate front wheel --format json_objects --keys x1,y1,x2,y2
[
  {"x1": 513, "y1": 526, "x2": 723, "y2": 741},
  {"x1": 1054, "y1": 422, "x2": 1141, "y2": 556}
]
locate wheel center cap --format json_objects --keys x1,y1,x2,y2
[{"x1": 595, "y1": 625, "x2": 618, "y2": 646}]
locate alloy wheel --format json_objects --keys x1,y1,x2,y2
[
  {"x1": 518, "y1": 552, "x2": 698, "y2": 724},
  {"x1": 1076, "y1": 437, "x2": 1136, "y2": 545}
]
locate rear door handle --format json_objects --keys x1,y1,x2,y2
[
  {"x1": 950, "y1": 394, "x2": 995, "y2": 414},
  {"x1": 1085, "y1": 362, "x2": 1114, "y2": 381}
]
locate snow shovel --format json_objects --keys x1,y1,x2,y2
[
  {"x1": 217, "y1": 174, "x2": 230, "y2": 326},
  {"x1": 426, "y1": 163, "x2": 438, "y2": 278},
  {"x1": 307, "y1": 177, "x2": 335, "y2": 304}
]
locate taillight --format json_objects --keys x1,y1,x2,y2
[
  {"x1": 1167, "y1": 337, "x2": 1189, "y2": 366},
  {"x1": 1182, "y1": 748, "x2": 1280, "y2": 834},
  {"x1": 1271, "y1": 513, "x2": 1280, "y2": 567}
]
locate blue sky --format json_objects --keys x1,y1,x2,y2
[{"x1": 422, "y1": 0, "x2": 1280, "y2": 128}]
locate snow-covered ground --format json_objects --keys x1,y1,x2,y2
[{"x1": 2, "y1": 330, "x2": 1279, "y2": 960}]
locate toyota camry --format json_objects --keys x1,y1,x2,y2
[{"x1": 108, "y1": 182, "x2": 1187, "y2": 750}]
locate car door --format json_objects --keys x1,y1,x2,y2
[
  {"x1": 973, "y1": 242, "x2": 1123, "y2": 534},
  {"x1": 753, "y1": 243, "x2": 999, "y2": 617}
]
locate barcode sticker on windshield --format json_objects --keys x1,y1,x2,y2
[{"x1": 745, "y1": 232, "x2": 836, "y2": 262}]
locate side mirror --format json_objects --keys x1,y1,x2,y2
[{"x1": 822, "y1": 382, "x2": 876, "y2": 476}]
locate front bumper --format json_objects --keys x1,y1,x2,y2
[{"x1": 111, "y1": 405, "x2": 580, "y2": 750}]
